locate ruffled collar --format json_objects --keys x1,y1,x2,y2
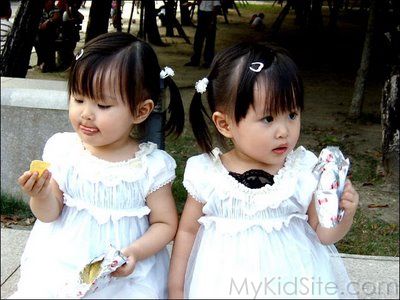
[
  {"x1": 207, "y1": 146, "x2": 308, "y2": 204},
  {"x1": 68, "y1": 134, "x2": 159, "y2": 186},
  {"x1": 73, "y1": 134, "x2": 158, "y2": 167}
]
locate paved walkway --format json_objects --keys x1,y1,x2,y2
[{"x1": 1, "y1": 227, "x2": 398, "y2": 299}]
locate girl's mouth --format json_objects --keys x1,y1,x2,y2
[
  {"x1": 272, "y1": 146, "x2": 288, "y2": 154},
  {"x1": 80, "y1": 125, "x2": 99, "y2": 135}
]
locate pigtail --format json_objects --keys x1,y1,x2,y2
[
  {"x1": 163, "y1": 76, "x2": 185, "y2": 137},
  {"x1": 189, "y1": 91, "x2": 213, "y2": 154}
]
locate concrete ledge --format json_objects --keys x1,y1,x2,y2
[
  {"x1": 1, "y1": 77, "x2": 73, "y2": 202},
  {"x1": 1, "y1": 77, "x2": 68, "y2": 110}
]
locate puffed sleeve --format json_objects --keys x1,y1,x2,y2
[
  {"x1": 146, "y1": 149, "x2": 177, "y2": 195},
  {"x1": 293, "y1": 148, "x2": 319, "y2": 211},
  {"x1": 42, "y1": 132, "x2": 74, "y2": 192},
  {"x1": 182, "y1": 154, "x2": 211, "y2": 204}
]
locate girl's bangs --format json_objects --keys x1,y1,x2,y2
[
  {"x1": 69, "y1": 55, "x2": 128, "y2": 104},
  {"x1": 255, "y1": 69, "x2": 303, "y2": 116}
]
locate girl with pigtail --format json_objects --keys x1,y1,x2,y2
[
  {"x1": 168, "y1": 42, "x2": 358, "y2": 298},
  {"x1": 14, "y1": 32, "x2": 183, "y2": 298}
]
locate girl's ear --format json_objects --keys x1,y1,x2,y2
[
  {"x1": 133, "y1": 99, "x2": 154, "y2": 124},
  {"x1": 212, "y1": 111, "x2": 233, "y2": 138}
]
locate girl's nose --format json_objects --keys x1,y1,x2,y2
[
  {"x1": 81, "y1": 113, "x2": 93, "y2": 120},
  {"x1": 81, "y1": 106, "x2": 94, "y2": 120},
  {"x1": 276, "y1": 122, "x2": 289, "y2": 138}
]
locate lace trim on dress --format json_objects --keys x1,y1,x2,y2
[
  {"x1": 183, "y1": 179, "x2": 207, "y2": 204},
  {"x1": 64, "y1": 194, "x2": 151, "y2": 224},
  {"x1": 183, "y1": 146, "x2": 317, "y2": 212},
  {"x1": 72, "y1": 139, "x2": 159, "y2": 186},
  {"x1": 198, "y1": 214, "x2": 308, "y2": 235},
  {"x1": 147, "y1": 176, "x2": 176, "y2": 196},
  {"x1": 206, "y1": 147, "x2": 308, "y2": 210}
]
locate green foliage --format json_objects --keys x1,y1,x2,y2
[
  {"x1": 350, "y1": 153, "x2": 382, "y2": 183},
  {"x1": 336, "y1": 209, "x2": 399, "y2": 256},
  {"x1": 166, "y1": 134, "x2": 197, "y2": 214},
  {"x1": 240, "y1": 2, "x2": 284, "y2": 14},
  {"x1": 1, "y1": 192, "x2": 33, "y2": 218}
]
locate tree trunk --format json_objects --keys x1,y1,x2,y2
[
  {"x1": 0, "y1": 0, "x2": 44, "y2": 78},
  {"x1": 309, "y1": 0, "x2": 323, "y2": 30},
  {"x1": 381, "y1": 66, "x2": 399, "y2": 185},
  {"x1": 293, "y1": 0, "x2": 307, "y2": 28},
  {"x1": 348, "y1": 0, "x2": 377, "y2": 119},
  {"x1": 165, "y1": 0, "x2": 175, "y2": 37},
  {"x1": 85, "y1": 0, "x2": 112, "y2": 43},
  {"x1": 113, "y1": 0, "x2": 123, "y2": 32},
  {"x1": 144, "y1": 0, "x2": 164, "y2": 46},
  {"x1": 271, "y1": 0, "x2": 294, "y2": 36},
  {"x1": 328, "y1": 0, "x2": 344, "y2": 30}
]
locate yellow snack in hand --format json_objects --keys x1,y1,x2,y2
[
  {"x1": 29, "y1": 160, "x2": 50, "y2": 178},
  {"x1": 81, "y1": 259, "x2": 103, "y2": 284}
]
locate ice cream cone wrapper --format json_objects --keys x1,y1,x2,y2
[{"x1": 313, "y1": 146, "x2": 350, "y2": 228}]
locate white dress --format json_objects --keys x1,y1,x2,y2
[
  {"x1": 12, "y1": 132, "x2": 175, "y2": 299},
  {"x1": 183, "y1": 147, "x2": 356, "y2": 299}
]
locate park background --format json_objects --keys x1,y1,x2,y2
[{"x1": 1, "y1": 0, "x2": 398, "y2": 257}]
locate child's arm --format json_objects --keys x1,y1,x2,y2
[
  {"x1": 112, "y1": 183, "x2": 178, "y2": 277},
  {"x1": 168, "y1": 196, "x2": 204, "y2": 299},
  {"x1": 18, "y1": 170, "x2": 64, "y2": 223},
  {"x1": 308, "y1": 180, "x2": 359, "y2": 245}
]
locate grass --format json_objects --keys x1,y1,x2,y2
[
  {"x1": 167, "y1": 134, "x2": 195, "y2": 213},
  {"x1": 1, "y1": 192, "x2": 33, "y2": 219},
  {"x1": 336, "y1": 209, "x2": 399, "y2": 256},
  {"x1": 238, "y1": 1, "x2": 286, "y2": 14}
]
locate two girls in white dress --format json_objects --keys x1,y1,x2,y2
[{"x1": 15, "y1": 37, "x2": 359, "y2": 299}]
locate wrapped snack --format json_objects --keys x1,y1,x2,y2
[
  {"x1": 66, "y1": 245, "x2": 128, "y2": 298},
  {"x1": 313, "y1": 146, "x2": 350, "y2": 228}
]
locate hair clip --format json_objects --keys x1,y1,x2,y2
[
  {"x1": 195, "y1": 77, "x2": 209, "y2": 94},
  {"x1": 75, "y1": 49, "x2": 84, "y2": 60},
  {"x1": 249, "y1": 62, "x2": 264, "y2": 72},
  {"x1": 160, "y1": 66, "x2": 175, "y2": 79}
]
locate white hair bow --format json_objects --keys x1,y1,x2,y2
[
  {"x1": 160, "y1": 66, "x2": 175, "y2": 79},
  {"x1": 249, "y1": 62, "x2": 264, "y2": 72},
  {"x1": 195, "y1": 77, "x2": 209, "y2": 94},
  {"x1": 75, "y1": 49, "x2": 84, "y2": 60}
]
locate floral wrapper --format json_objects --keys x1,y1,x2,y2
[
  {"x1": 62, "y1": 245, "x2": 128, "y2": 298},
  {"x1": 313, "y1": 146, "x2": 350, "y2": 228}
]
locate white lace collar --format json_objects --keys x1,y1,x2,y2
[
  {"x1": 70, "y1": 134, "x2": 158, "y2": 185},
  {"x1": 205, "y1": 146, "x2": 309, "y2": 209},
  {"x1": 74, "y1": 134, "x2": 158, "y2": 167}
]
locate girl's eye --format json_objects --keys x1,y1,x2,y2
[
  {"x1": 74, "y1": 99, "x2": 84, "y2": 104},
  {"x1": 289, "y1": 112, "x2": 298, "y2": 120},
  {"x1": 98, "y1": 104, "x2": 111, "y2": 109},
  {"x1": 263, "y1": 116, "x2": 274, "y2": 123}
]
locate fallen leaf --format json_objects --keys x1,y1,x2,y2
[{"x1": 368, "y1": 204, "x2": 389, "y2": 208}]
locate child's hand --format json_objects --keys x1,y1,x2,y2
[
  {"x1": 17, "y1": 170, "x2": 52, "y2": 198},
  {"x1": 111, "y1": 251, "x2": 136, "y2": 277},
  {"x1": 340, "y1": 179, "x2": 359, "y2": 219}
]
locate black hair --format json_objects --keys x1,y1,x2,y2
[
  {"x1": 68, "y1": 32, "x2": 184, "y2": 138},
  {"x1": 0, "y1": 0, "x2": 11, "y2": 18},
  {"x1": 189, "y1": 41, "x2": 303, "y2": 154}
]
